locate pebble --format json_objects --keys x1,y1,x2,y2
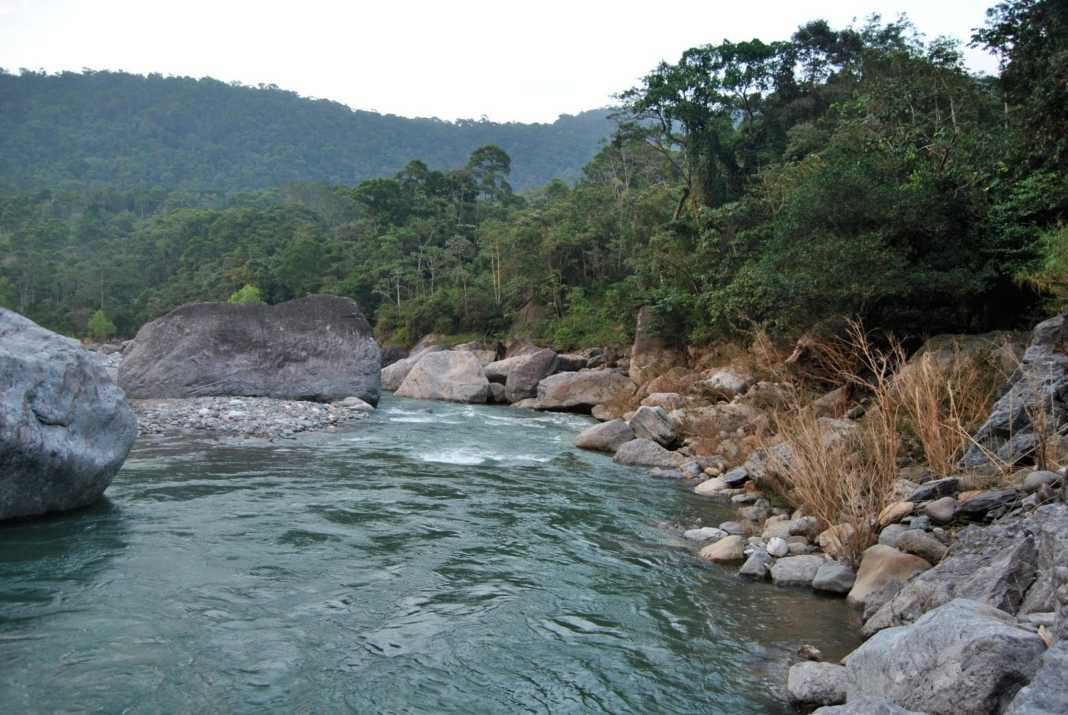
[{"x1": 767, "y1": 537, "x2": 789, "y2": 557}]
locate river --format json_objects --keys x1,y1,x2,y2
[{"x1": 0, "y1": 395, "x2": 861, "y2": 713}]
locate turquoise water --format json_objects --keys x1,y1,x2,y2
[{"x1": 0, "y1": 395, "x2": 860, "y2": 713}]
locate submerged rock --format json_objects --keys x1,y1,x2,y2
[
  {"x1": 120, "y1": 295, "x2": 382, "y2": 404},
  {"x1": 1, "y1": 309, "x2": 137, "y2": 520}
]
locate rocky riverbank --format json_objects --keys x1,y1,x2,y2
[{"x1": 372, "y1": 311, "x2": 1068, "y2": 713}]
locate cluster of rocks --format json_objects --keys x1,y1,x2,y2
[
  {"x1": 381, "y1": 338, "x2": 638, "y2": 413},
  {"x1": 133, "y1": 395, "x2": 373, "y2": 440}
]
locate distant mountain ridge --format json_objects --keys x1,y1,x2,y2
[{"x1": 0, "y1": 70, "x2": 615, "y2": 191}]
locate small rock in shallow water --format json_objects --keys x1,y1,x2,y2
[
  {"x1": 738, "y1": 549, "x2": 773, "y2": 579},
  {"x1": 813, "y1": 561, "x2": 856, "y2": 594},
  {"x1": 698, "y1": 535, "x2": 747, "y2": 563}
]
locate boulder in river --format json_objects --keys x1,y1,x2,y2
[
  {"x1": 120, "y1": 295, "x2": 382, "y2": 404},
  {"x1": 395, "y1": 350, "x2": 490, "y2": 404},
  {"x1": 1, "y1": 309, "x2": 138, "y2": 520}
]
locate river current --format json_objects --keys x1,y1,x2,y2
[{"x1": 1, "y1": 395, "x2": 860, "y2": 713}]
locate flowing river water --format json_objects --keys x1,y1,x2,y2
[{"x1": 1, "y1": 395, "x2": 861, "y2": 713}]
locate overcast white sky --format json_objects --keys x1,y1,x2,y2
[{"x1": 0, "y1": 0, "x2": 1000, "y2": 123}]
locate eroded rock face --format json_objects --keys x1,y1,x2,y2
[
  {"x1": 1005, "y1": 638, "x2": 1068, "y2": 715},
  {"x1": 629, "y1": 306, "x2": 685, "y2": 385},
  {"x1": 395, "y1": 350, "x2": 489, "y2": 404},
  {"x1": 845, "y1": 599, "x2": 1046, "y2": 715},
  {"x1": 960, "y1": 312, "x2": 1068, "y2": 469},
  {"x1": 120, "y1": 295, "x2": 382, "y2": 404},
  {"x1": 1, "y1": 309, "x2": 138, "y2": 520},
  {"x1": 536, "y1": 370, "x2": 636, "y2": 413},
  {"x1": 574, "y1": 420, "x2": 635, "y2": 453}
]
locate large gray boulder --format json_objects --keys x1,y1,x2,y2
[
  {"x1": 395, "y1": 350, "x2": 490, "y2": 404},
  {"x1": 960, "y1": 311, "x2": 1068, "y2": 469},
  {"x1": 1020, "y1": 503, "x2": 1068, "y2": 636},
  {"x1": 812, "y1": 697, "x2": 926, "y2": 715},
  {"x1": 575, "y1": 420, "x2": 635, "y2": 453},
  {"x1": 504, "y1": 348, "x2": 557, "y2": 403},
  {"x1": 845, "y1": 599, "x2": 1046, "y2": 715},
  {"x1": 381, "y1": 345, "x2": 444, "y2": 391},
  {"x1": 613, "y1": 439, "x2": 685, "y2": 468},
  {"x1": 627, "y1": 405, "x2": 679, "y2": 448},
  {"x1": 1005, "y1": 638, "x2": 1068, "y2": 715},
  {"x1": 1, "y1": 309, "x2": 138, "y2": 520},
  {"x1": 788, "y1": 662, "x2": 847, "y2": 708},
  {"x1": 863, "y1": 520, "x2": 1038, "y2": 636},
  {"x1": 119, "y1": 295, "x2": 382, "y2": 404},
  {"x1": 483, "y1": 355, "x2": 524, "y2": 384},
  {"x1": 536, "y1": 369, "x2": 636, "y2": 413}
]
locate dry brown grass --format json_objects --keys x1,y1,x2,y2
[
  {"x1": 894, "y1": 346, "x2": 999, "y2": 476},
  {"x1": 766, "y1": 321, "x2": 902, "y2": 566}
]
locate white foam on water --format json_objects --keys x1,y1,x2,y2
[{"x1": 419, "y1": 448, "x2": 487, "y2": 465}]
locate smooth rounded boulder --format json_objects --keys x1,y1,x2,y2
[
  {"x1": 536, "y1": 369, "x2": 636, "y2": 413},
  {"x1": 395, "y1": 350, "x2": 490, "y2": 404},
  {"x1": 1, "y1": 309, "x2": 138, "y2": 520},
  {"x1": 575, "y1": 419, "x2": 635, "y2": 453},
  {"x1": 119, "y1": 295, "x2": 382, "y2": 404}
]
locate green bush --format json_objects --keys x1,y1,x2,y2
[
  {"x1": 228, "y1": 284, "x2": 264, "y2": 305},
  {"x1": 87, "y1": 310, "x2": 117, "y2": 342}
]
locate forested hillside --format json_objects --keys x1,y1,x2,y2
[
  {"x1": 1, "y1": 0, "x2": 1065, "y2": 347},
  {"x1": 0, "y1": 70, "x2": 613, "y2": 191}
]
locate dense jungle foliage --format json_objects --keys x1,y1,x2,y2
[{"x1": 1, "y1": 0, "x2": 1065, "y2": 348}]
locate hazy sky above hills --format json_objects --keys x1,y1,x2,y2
[{"x1": 0, "y1": 0, "x2": 1001, "y2": 123}]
